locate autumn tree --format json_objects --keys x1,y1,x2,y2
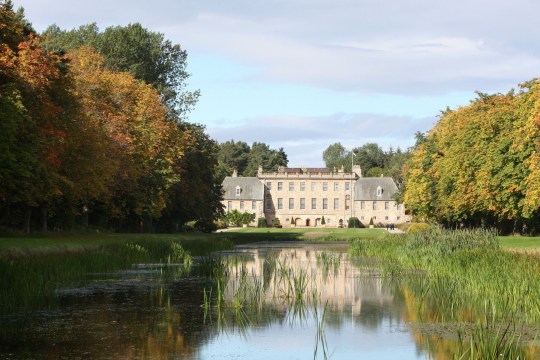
[
  {"x1": 403, "y1": 84, "x2": 540, "y2": 233},
  {"x1": 42, "y1": 22, "x2": 199, "y2": 119}
]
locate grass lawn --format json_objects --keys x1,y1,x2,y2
[
  {"x1": 224, "y1": 227, "x2": 387, "y2": 240},
  {"x1": 0, "y1": 227, "x2": 387, "y2": 253},
  {"x1": 499, "y1": 236, "x2": 540, "y2": 252}
]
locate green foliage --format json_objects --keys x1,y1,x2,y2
[
  {"x1": 322, "y1": 142, "x2": 410, "y2": 185},
  {"x1": 222, "y1": 210, "x2": 255, "y2": 227},
  {"x1": 257, "y1": 217, "x2": 268, "y2": 228},
  {"x1": 369, "y1": 217, "x2": 374, "y2": 226},
  {"x1": 321, "y1": 216, "x2": 326, "y2": 225},
  {"x1": 347, "y1": 217, "x2": 362, "y2": 228},
  {"x1": 272, "y1": 217, "x2": 282, "y2": 228},
  {"x1": 216, "y1": 140, "x2": 288, "y2": 180}
]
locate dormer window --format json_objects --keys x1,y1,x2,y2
[
  {"x1": 376, "y1": 186, "x2": 382, "y2": 197},
  {"x1": 236, "y1": 186, "x2": 242, "y2": 196}
]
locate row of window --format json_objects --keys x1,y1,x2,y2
[
  {"x1": 266, "y1": 181, "x2": 351, "y2": 192},
  {"x1": 227, "y1": 201, "x2": 258, "y2": 211},
  {"x1": 275, "y1": 197, "x2": 340, "y2": 210},
  {"x1": 270, "y1": 199, "x2": 403, "y2": 211},
  {"x1": 358, "y1": 202, "x2": 404, "y2": 211}
]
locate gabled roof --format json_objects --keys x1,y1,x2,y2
[
  {"x1": 222, "y1": 177, "x2": 264, "y2": 201},
  {"x1": 354, "y1": 177, "x2": 399, "y2": 201}
]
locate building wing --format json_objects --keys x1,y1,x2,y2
[
  {"x1": 354, "y1": 177, "x2": 399, "y2": 201},
  {"x1": 222, "y1": 177, "x2": 264, "y2": 201}
]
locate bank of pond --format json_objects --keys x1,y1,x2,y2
[{"x1": 1, "y1": 229, "x2": 539, "y2": 359}]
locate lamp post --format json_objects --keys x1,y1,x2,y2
[{"x1": 350, "y1": 150, "x2": 355, "y2": 227}]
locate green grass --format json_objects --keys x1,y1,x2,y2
[
  {"x1": 499, "y1": 236, "x2": 540, "y2": 251},
  {"x1": 223, "y1": 227, "x2": 387, "y2": 240},
  {"x1": 0, "y1": 227, "x2": 386, "y2": 254}
]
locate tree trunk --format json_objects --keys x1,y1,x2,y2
[
  {"x1": 23, "y1": 206, "x2": 32, "y2": 234},
  {"x1": 41, "y1": 206, "x2": 48, "y2": 232}
]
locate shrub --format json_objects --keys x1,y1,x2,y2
[
  {"x1": 348, "y1": 217, "x2": 362, "y2": 228},
  {"x1": 194, "y1": 218, "x2": 217, "y2": 233},
  {"x1": 369, "y1": 217, "x2": 374, "y2": 226},
  {"x1": 321, "y1": 216, "x2": 326, "y2": 225},
  {"x1": 397, "y1": 222, "x2": 411, "y2": 232},
  {"x1": 257, "y1": 217, "x2": 268, "y2": 228},
  {"x1": 407, "y1": 222, "x2": 431, "y2": 234},
  {"x1": 272, "y1": 218, "x2": 282, "y2": 228}
]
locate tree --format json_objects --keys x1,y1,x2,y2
[
  {"x1": 323, "y1": 142, "x2": 349, "y2": 171},
  {"x1": 216, "y1": 140, "x2": 251, "y2": 180},
  {"x1": 42, "y1": 22, "x2": 199, "y2": 119}
]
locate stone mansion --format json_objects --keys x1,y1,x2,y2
[{"x1": 222, "y1": 165, "x2": 409, "y2": 227}]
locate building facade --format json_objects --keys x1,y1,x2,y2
[{"x1": 222, "y1": 166, "x2": 409, "y2": 227}]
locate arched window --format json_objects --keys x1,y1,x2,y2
[
  {"x1": 236, "y1": 186, "x2": 241, "y2": 196},
  {"x1": 376, "y1": 186, "x2": 382, "y2": 197}
]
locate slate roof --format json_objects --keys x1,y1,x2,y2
[
  {"x1": 354, "y1": 177, "x2": 399, "y2": 201},
  {"x1": 222, "y1": 177, "x2": 264, "y2": 200}
]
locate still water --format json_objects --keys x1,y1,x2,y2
[{"x1": 1, "y1": 242, "x2": 434, "y2": 359}]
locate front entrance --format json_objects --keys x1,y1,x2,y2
[{"x1": 306, "y1": 218, "x2": 311, "y2": 227}]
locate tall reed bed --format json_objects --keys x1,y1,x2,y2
[
  {"x1": 349, "y1": 228, "x2": 540, "y2": 357},
  {"x1": 1, "y1": 237, "x2": 236, "y2": 310}
]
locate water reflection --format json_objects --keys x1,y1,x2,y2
[{"x1": 1, "y1": 243, "x2": 427, "y2": 359}]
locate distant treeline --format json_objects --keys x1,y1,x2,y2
[
  {"x1": 0, "y1": 1, "x2": 221, "y2": 233},
  {"x1": 404, "y1": 85, "x2": 540, "y2": 234}
]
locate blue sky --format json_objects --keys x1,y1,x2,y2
[{"x1": 15, "y1": 0, "x2": 540, "y2": 166}]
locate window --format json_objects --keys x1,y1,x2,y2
[
  {"x1": 311, "y1": 182, "x2": 317, "y2": 191},
  {"x1": 252, "y1": 201, "x2": 256, "y2": 210},
  {"x1": 323, "y1": 198, "x2": 328, "y2": 210},
  {"x1": 266, "y1": 201, "x2": 271, "y2": 210},
  {"x1": 334, "y1": 182, "x2": 339, "y2": 191},
  {"x1": 373, "y1": 202, "x2": 377, "y2": 210},
  {"x1": 278, "y1": 198, "x2": 283, "y2": 210},
  {"x1": 236, "y1": 186, "x2": 241, "y2": 196},
  {"x1": 228, "y1": 201, "x2": 232, "y2": 210},
  {"x1": 311, "y1": 198, "x2": 317, "y2": 210},
  {"x1": 267, "y1": 182, "x2": 272, "y2": 190},
  {"x1": 376, "y1": 186, "x2": 382, "y2": 197},
  {"x1": 345, "y1": 194, "x2": 350, "y2": 200},
  {"x1": 323, "y1": 182, "x2": 328, "y2": 191},
  {"x1": 278, "y1": 182, "x2": 283, "y2": 191},
  {"x1": 345, "y1": 182, "x2": 350, "y2": 191},
  {"x1": 360, "y1": 201, "x2": 365, "y2": 210},
  {"x1": 373, "y1": 216, "x2": 377, "y2": 220},
  {"x1": 334, "y1": 198, "x2": 339, "y2": 210},
  {"x1": 397, "y1": 216, "x2": 401, "y2": 221},
  {"x1": 385, "y1": 216, "x2": 389, "y2": 220},
  {"x1": 300, "y1": 198, "x2": 306, "y2": 210},
  {"x1": 300, "y1": 182, "x2": 306, "y2": 191},
  {"x1": 289, "y1": 198, "x2": 295, "y2": 210},
  {"x1": 240, "y1": 201, "x2": 244, "y2": 210},
  {"x1": 289, "y1": 182, "x2": 295, "y2": 191},
  {"x1": 385, "y1": 201, "x2": 389, "y2": 210}
]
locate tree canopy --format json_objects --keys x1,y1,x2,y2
[
  {"x1": 0, "y1": 1, "x2": 221, "y2": 233},
  {"x1": 216, "y1": 140, "x2": 288, "y2": 180},
  {"x1": 403, "y1": 81, "x2": 540, "y2": 233}
]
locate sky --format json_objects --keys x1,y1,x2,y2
[{"x1": 14, "y1": 0, "x2": 540, "y2": 167}]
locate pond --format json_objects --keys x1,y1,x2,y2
[{"x1": 0, "y1": 241, "x2": 534, "y2": 359}]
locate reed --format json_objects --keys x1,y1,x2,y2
[{"x1": 349, "y1": 228, "x2": 540, "y2": 356}]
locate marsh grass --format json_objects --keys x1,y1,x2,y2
[
  {"x1": 350, "y1": 228, "x2": 540, "y2": 357},
  {"x1": 0, "y1": 237, "x2": 238, "y2": 310}
]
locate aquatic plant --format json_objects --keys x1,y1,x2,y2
[{"x1": 349, "y1": 228, "x2": 540, "y2": 356}]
